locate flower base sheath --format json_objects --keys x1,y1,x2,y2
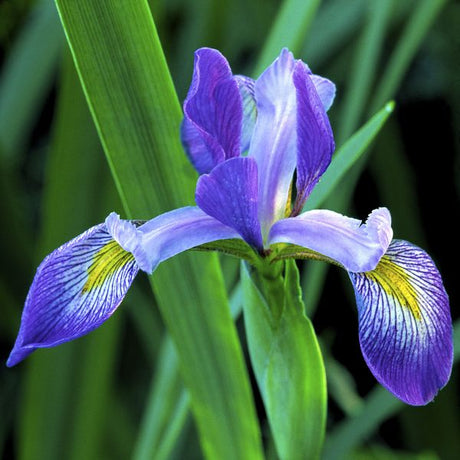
[{"x1": 8, "y1": 48, "x2": 452, "y2": 406}]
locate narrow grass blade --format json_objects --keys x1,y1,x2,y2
[
  {"x1": 305, "y1": 101, "x2": 394, "y2": 211},
  {"x1": 67, "y1": 320, "x2": 122, "y2": 460},
  {"x1": 322, "y1": 345, "x2": 364, "y2": 417},
  {"x1": 370, "y1": 0, "x2": 447, "y2": 113},
  {"x1": 369, "y1": 119, "x2": 426, "y2": 244},
  {"x1": 302, "y1": 0, "x2": 366, "y2": 67},
  {"x1": 55, "y1": 2, "x2": 263, "y2": 458},
  {"x1": 132, "y1": 337, "x2": 190, "y2": 460},
  {"x1": 337, "y1": 0, "x2": 393, "y2": 144},
  {"x1": 19, "y1": 347, "x2": 79, "y2": 460},
  {"x1": 0, "y1": 0, "x2": 63, "y2": 163},
  {"x1": 0, "y1": 156, "x2": 33, "y2": 293},
  {"x1": 254, "y1": 0, "x2": 320, "y2": 75}
]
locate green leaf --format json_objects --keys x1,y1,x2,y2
[
  {"x1": 369, "y1": 0, "x2": 447, "y2": 114},
  {"x1": 54, "y1": 2, "x2": 263, "y2": 459},
  {"x1": 67, "y1": 319, "x2": 122, "y2": 460},
  {"x1": 132, "y1": 337, "x2": 191, "y2": 460},
  {"x1": 242, "y1": 260, "x2": 327, "y2": 460},
  {"x1": 254, "y1": 0, "x2": 321, "y2": 75},
  {"x1": 337, "y1": 0, "x2": 393, "y2": 144},
  {"x1": 302, "y1": 0, "x2": 366, "y2": 67},
  {"x1": 0, "y1": 0, "x2": 63, "y2": 164},
  {"x1": 304, "y1": 101, "x2": 394, "y2": 211}
]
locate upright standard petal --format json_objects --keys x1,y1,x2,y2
[
  {"x1": 181, "y1": 48, "x2": 242, "y2": 174},
  {"x1": 195, "y1": 157, "x2": 263, "y2": 250},
  {"x1": 249, "y1": 48, "x2": 298, "y2": 237},
  {"x1": 7, "y1": 223, "x2": 139, "y2": 366},
  {"x1": 268, "y1": 208, "x2": 393, "y2": 272},
  {"x1": 292, "y1": 61, "x2": 335, "y2": 213},
  {"x1": 110, "y1": 207, "x2": 242, "y2": 274},
  {"x1": 349, "y1": 240, "x2": 453, "y2": 405}
]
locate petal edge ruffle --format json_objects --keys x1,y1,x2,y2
[{"x1": 268, "y1": 208, "x2": 392, "y2": 272}]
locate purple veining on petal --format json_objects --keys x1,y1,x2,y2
[
  {"x1": 292, "y1": 61, "x2": 335, "y2": 214},
  {"x1": 268, "y1": 207, "x2": 392, "y2": 272},
  {"x1": 196, "y1": 157, "x2": 263, "y2": 250},
  {"x1": 181, "y1": 48, "x2": 242, "y2": 174},
  {"x1": 349, "y1": 239, "x2": 453, "y2": 405},
  {"x1": 7, "y1": 222, "x2": 139, "y2": 366}
]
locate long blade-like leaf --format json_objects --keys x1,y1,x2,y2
[
  {"x1": 54, "y1": 2, "x2": 263, "y2": 458},
  {"x1": 370, "y1": 0, "x2": 447, "y2": 113},
  {"x1": 0, "y1": 0, "x2": 63, "y2": 163},
  {"x1": 254, "y1": 0, "x2": 320, "y2": 75},
  {"x1": 305, "y1": 101, "x2": 394, "y2": 211}
]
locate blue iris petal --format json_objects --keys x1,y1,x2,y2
[{"x1": 349, "y1": 240, "x2": 453, "y2": 405}]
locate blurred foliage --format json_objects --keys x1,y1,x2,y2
[{"x1": 1, "y1": 0, "x2": 458, "y2": 459}]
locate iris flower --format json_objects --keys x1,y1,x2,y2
[{"x1": 8, "y1": 48, "x2": 452, "y2": 406}]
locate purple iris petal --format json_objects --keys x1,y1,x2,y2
[
  {"x1": 110, "y1": 207, "x2": 242, "y2": 274},
  {"x1": 181, "y1": 48, "x2": 242, "y2": 174},
  {"x1": 301, "y1": 62, "x2": 336, "y2": 112},
  {"x1": 292, "y1": 61, "x2": 335, "y2": 213},
  {"x1": 310, "y1": 74, "x2": 336, "y2": 112},
  {"x1": 268, "y1": 208, "x2": 393, "y2": 272},
  {"x1": 249, "y1": 48, "x2": 298, "y2": 237},
  {"x1": 195, "y1": 157, "x2": 263, "y2": 250},
  {"x1": 7, "y1": 223, "x2": 139, "y2": 367},
  {"x1": 349, "y1": 240, "x2": 453, "y2": 405},
  {"x1": 234, "y1": 75, "x2": 257, "y2": 153}
]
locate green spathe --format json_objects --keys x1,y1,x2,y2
[{"x1": 242, "y1": 259, "x2": 327, "y2": 460}]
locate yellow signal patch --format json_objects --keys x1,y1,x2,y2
[
  {"x1": 82, "y1": 240, "x2": 134, "y2": 293},
  {"x1": 368, "y1": 255, "x2": 421, "y2": 320}
]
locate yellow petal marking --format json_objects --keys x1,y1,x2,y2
[
  {"x1": 367, "y1": 255, "x2": 421, "y2": 320},
  {"x1": 83, "y1": 240, "x2": 134, "y2": 293}
]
